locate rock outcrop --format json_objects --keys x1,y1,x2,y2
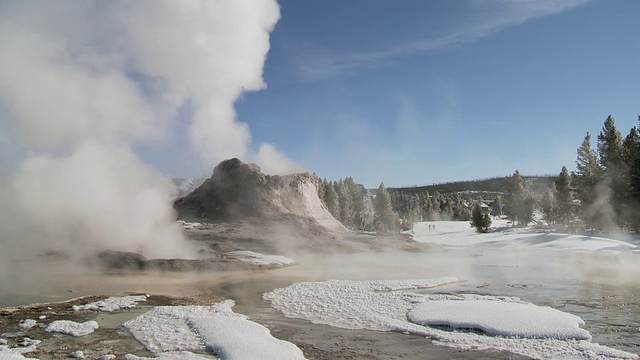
[{"x1": 174, "y1": 158, "x2": 346, "y2": 233}]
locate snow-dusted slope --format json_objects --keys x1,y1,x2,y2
[{"x1": 413, "y1": 221, "x2": 638, "y2": 253}]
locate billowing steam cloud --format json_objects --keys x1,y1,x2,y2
[{"x1": 0, "y1": 0, "x2": 293, "y2": 259}]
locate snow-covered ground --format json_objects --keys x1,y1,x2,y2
[
  {"x1": 124, "y1": 299, "x2": 304, "y2": 360},
  {"x1": 71, "y1": 295, "x2": 148, "y2": 312},
  {"x1": 413, "y1": 220, "x2": 638, "y2": 253},
  {"x1": 1, "y1": 296, "x2": 306, "y2": 360}
]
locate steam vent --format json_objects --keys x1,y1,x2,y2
[{"x1": 174, "y1": 158, "x2": 346, "y2": 231}]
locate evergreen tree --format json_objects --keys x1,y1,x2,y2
[
  {"x1": 555, "y1": 166, "x2": 574, "y2": 227},
  {"x1": 622, "y1": 119, "x2": 640, "y2": 232},
  {"x1": 374, "y1": 182, "x2": 396, "y2": 234},
  {"x1": 597, "y1": 115, "x2": 627, "y2": 227},
  {"x1": 316, "y1": 177, "x2": 325, "y2": 202},
  {"x1": 337, "y1": 180, "x2": 355, "y2": 227},
  {"x1": 491, "y1": 195, "x2": 502, "y2": 218},
  {"x1": 471, "y1": 201, "x2": 491, "y2": 233},
  {"x1": 359, "y1": 191, "x2": 375, "y2": 231},
  {"x1": 506, "y1": 170, "x2": 534, "y2": 226},
  {"x1": 540, "y1": 186, "x2": 556, "y2": 225},
  {"x1": 324, "y1": 181, "x2": 341, "y2": 220},
  {"x1": 573, "y1": 132, "x2": 602, "y2": 230}
]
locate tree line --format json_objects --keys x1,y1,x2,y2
[
  {"x1": 316, "y1": 178, "x2": 399, "y2": 234},
  {"x1": 317, "y1": 114, "x2": 639, "y2": 235},
  {"x1": 540, "y1": 115, "x2": 640, "y2": 233},
  {"x1": 316, "y1": 177, "x2": 503, "y2": 234}
]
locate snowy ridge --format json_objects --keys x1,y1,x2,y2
[
  {"x1": 45, "y1": 320, "x2": 99, "y2": 336},
  {"x1": 124, "y1": 299, "x2": 305, "y2": 360},
  {"x1": 413, "y1": 221, "x2": 638, "y2": 253},
  {"x1": 263, "y1": 279, "x2": 638, "y2": 359}
]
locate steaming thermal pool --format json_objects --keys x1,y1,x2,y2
[{"x1": 2, "y1": 220, "x2": 640, "y2": 359}]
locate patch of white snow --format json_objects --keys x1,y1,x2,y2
[
  {"x1": 72, "y1": 295, "x2": 148, "y2": 312},
  {"x1": 70, "y1": 350, "x2": 84, "y2": 358},
  {"x1": 45, "y1": 320, "x2": 99, "y2": 337},
  {"x1": 408, "y1": 294, "x2": 590, "y2": 339},
  {"x1": 17, "y1": 321, "x2": 35, "y2": 330},
  {"x1": 124, "y1": 299, "x2": 305, "y2": 360}
]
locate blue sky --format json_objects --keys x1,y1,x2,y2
[{"x1": 235, "y1": 0, "x2": 639, "y2": 188}]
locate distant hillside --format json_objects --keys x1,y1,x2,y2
[{"x1": 389, "y1": 175, "x2": 557, "y2": 198}]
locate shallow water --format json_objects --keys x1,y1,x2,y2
[{"x1": 1, "y1": 246, "x2": 639, "y2": 357}]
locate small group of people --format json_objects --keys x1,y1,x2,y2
[{"x1": 427, "y1": 223, "x2": 436, "y2": 231}]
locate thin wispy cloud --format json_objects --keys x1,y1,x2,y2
[{"x1": 292, "y1": 0, "x2": 591, "y2": 81}]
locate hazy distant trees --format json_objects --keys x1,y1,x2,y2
[
  {"x1": 597, "y1": 115, "x2": 627, "y2": 229},
  {"x1": 375, "y1": 182, "x2": 397, "y2": 234},
  {"x1": 491, "y1": 195, "x2": 502, "y2": 218},
  {"x1": 555, "y1": 166, "x2": 574, "y2": 227},
  {"x1": 540, "y1": 186, "x2": 556, "y2": 225},
  {"x1": 567, "y1": 114, "x2": 640, "y2": 233},
  {"x1": 359, "y1": 191, "x2": 375, "y2": 231},
  {"x1": 323, "y1": 180, "x2": 341, "y2": 220},
  {"x1": 572, "y1": 132, "x2": 602, "y2": 230}
]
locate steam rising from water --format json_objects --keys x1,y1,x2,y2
[{"x1": 0, "y1": 1, "x2": 291, "y2": 260}]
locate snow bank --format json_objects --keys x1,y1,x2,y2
[
  {"x1": 45, "y1": 320, "x2": 99, "y2": 336},
  {"x1": 124, "y1": 299, "x2": 305, "y2": 360},
  {"x1": 72, "y1": 295, "x2": 148, "y2": 312},
  {"x1": 226, "y1": 251, "x2": 294, "y2": 266},
  {"x1": 408, "y1": 294, "x2": 590, "y2": 339},
  {"x1": 264, "y1": 279, "x2": 638, "y2": 359},
  {"x1": 413, "y1": 221, "x2": 638, "y2": 253}
]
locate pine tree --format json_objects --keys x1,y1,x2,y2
[
  {"x1": 506, "y1": 170, "x2": 534, "y2": 226},
  {"x1": 359, "y1": 191, "x2": 375, "y2": 231},
  {"x1": 471, "y1": 201, "x2": 491, "y2": 233},
  {"x1": 337, "y1": 179, "x2": 355, "y2": 227},
  {"x1": 597, "y1": 115, "x2": 627, "y2": 228},
  {"x1": 540, "y1": 186, "x2": 556, "y2": 225},
  {"x1": 374, "y1": 182, "x2": 396, "y2": 234},
  {"x1": 555, "y1": 166, "x2": 574, "y2": 227},
  {"x1": 324, "y1": 181, "x2": 341, "y2": 220},
  {"x1": 316, "y1": 177, "x2": 325, "y2": 202},
  {"x1": 573, "y1": 132, "x2": 602, "y2": 230},
  {"x1": 622, "y1": 119, "x2": 640, "y2": 232},
  {"x1": 491, "y1": 195, "x2": 502, "y2": 218}
]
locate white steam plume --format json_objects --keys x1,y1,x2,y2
[{"x1": 0, "y1": 0, "x2": 293, "y2": 260}]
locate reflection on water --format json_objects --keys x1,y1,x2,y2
[{"x1": 1, "y1": 247, "x2": 639, "y2": 354}]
